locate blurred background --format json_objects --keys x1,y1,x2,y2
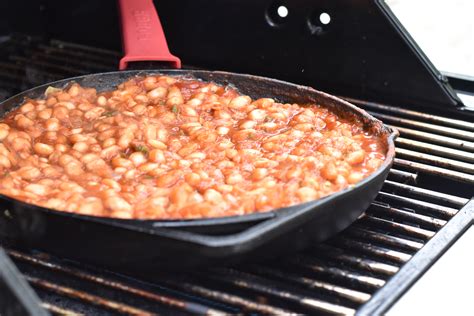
[{"x1": 387, "y1": 0, "x2": 474, "y2": 77}]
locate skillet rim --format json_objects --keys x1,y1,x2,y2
[{"x1": 0, "y1": 69, "x2": 398, "y2": 227}]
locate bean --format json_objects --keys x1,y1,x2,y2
[
  {"x1": 77, "y1": 198, "x2": 104, "y2": 215},
  {"x1": 204, "y1": 189, "x2": 223, "y2": 203},
  {"x1": 78, "y1": 103, "x2": 93, "y2": 111},
  {"x1": 239, "y1": 120, "x2": 257, "y2": 129},
  {"x1": 84, "y1": 107, "x2": 106, "y2": 120},
  {"x1": 24, "y1": 183, "x2": 48, "y2": 196},
  {"x1": 17, "y1": 166, "x2": 41, "y2": 180},
  {"x1": 321, "y1": 162, "x2": 337, "y2": 181},
  {"x1": 248, "y1": 109, "x2": 266, "y2": 121},
  {"x1": 102, "y1": 138, "x2": 116, "y2": 148},
  {"x1": 253, "y1": 98, "x2": 274, "y2": 108},
  {"x1": 293, "y1": 123, "x2": 313, "y2": 131},
  {"x1": 226, "y1": 173, "x2": 243, "y2": 185},
  {"x1": 184, "y1": 172, "x2": 201, "y2": 186},
  {"x1": 0, "y1": 155, "x2": 11, "y2": 168},
  {"x1": 64, "y1": 161, "x2": 83, "y2": 176},
  {"x1": 296, "y1": 187, "x2": 317, "y2": 202},
  {"x1": 252, "y1": 168, "x2": 268, "y2": 181},
  {"x1": 178, "y1": 143, "x2": 198, "y2": 157},
  {"x1": 34, "y1": 143, "x2": 54, "y2": 156},
  {"x1": 196, "y1": 132, "x2": 217, "y2": 143},
  {"x1": 166, "y1": 86, "x2": 184, "y2": 105},
  {"x1": 347, "y1": 172, "x2": 364, "y2": 184},
  {"x1": 147, "y1": 86, "x2": 167, "y2": 99},
  {"x1": 170, "y1": 184, "x2": 192, "y2": 208},
  {"x1": 11, "y1": 137, "x2": 32, "y2": 152},
  {"x1": 45, "y1": 118, "x2": 60, "y2": 131},
  {"x1": 102, "y1": 179, "x2": 121, "y2": 192},
  {"x1": 44, "y1": 198, "x2": 66, "y2": 210},
  {"x1": 132, "y1": 104, "x2": 147, "y2": 115},
  {"x1": 129, "y1": 152, "x2": 147, "y2": 166},
  {"x1": 72, "y1": 142, "x2": 89, "y2": 153},
  {"x1": 105, "y1": 196, "x2": 132, "y2": 215},
  {"x1": 187, "y1": 98, "x2": 202, "y2": 106},
  {"x1": 148, "y1": 139, "x2": 167, "y2": 149},
  {"x1": 149, "y1": 149, "x2": 165, "y2": 163},
  {"x1": 186, "y1": 152, "x2": 206, "y2": 160},
  {"x1": 118, "y1": 132, "x2": 134, "y2": 149},
  {"x1": 97, "y1": 96, "x2": 107, "y2": 106},
  {"x1": 229, "y1": 96, "x2": 251, "y2": 109},
  {"x1": 346, "y1": 150, "x2": 366, "y2": 165},
  {"x1": 216, "y1": 126, "x2": 229, "y2": 135},
  {"x1": 0, "y1": 128, "x2": 9, "y2": 141},
  {"x1": 182, "y1": 105, "x2": 198, "y2": 116},
  {"x1": 79, "y1": 153, "x2": 99, "y2": 164},
  {"x1": 20, "y1": 102, "x2": 35, "y2": 113},
  {"x1": 156, "y1": 172, "x2": 180, "y2": 187},
  {"x1": 17, "y1": 115, "x2": 34, "y2": 129}
]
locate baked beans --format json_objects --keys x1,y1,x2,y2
[{"x1": 0, "y1": 76, "x2": 386, "y2": 219}]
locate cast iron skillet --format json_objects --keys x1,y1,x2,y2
[
  {"x1": 0, "y1": 70, "x2": 397, "y2": 269},
  {"x1": 0, "y1": 0, "x2": 397, "y2": 269}
]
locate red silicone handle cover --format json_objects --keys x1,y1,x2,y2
[{"x1": 118, "y1": 0, "x2": 181, "y2": 70}]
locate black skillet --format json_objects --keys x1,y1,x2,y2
[{"x1": 0, "y1": 0, "x2": 397, "y2": 269}]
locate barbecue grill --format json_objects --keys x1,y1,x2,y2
[{"x1": 1, "y1": 0, "x2": 473, "y2": 315}]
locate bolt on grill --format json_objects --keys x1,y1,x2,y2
[{"x1": 0, "y1": 34, "x2": 472, "y2": 315}]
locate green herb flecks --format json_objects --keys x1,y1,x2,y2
[
  {"x1": 104, "y1": 110, "x2": 118, "y2": 117},
  {"x1": 135, "y1": 145, "x2": 149, "y2": 155},
  {"x1": 172, "y1": 105, "x2": 179, "y2": 114},
  {"x1": 264, "y1": 116, "x2": 273, "y2": 122}
]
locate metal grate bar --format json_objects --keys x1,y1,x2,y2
[
  {"x1": 369, "y1": 112, "x2": 474, "y2": 141},
  {"x1": 50, "y1": 40, "x2": 121, "y2": 57},
  {"x1": 396, "y1": 137, "x2": 474, "y2": 163},
  {"x1": 396, "y1": 147, "x2": 474, "y2": 174},
  {"x1": 210, "y1": 268, "x2": 357, "y2": 315},
  {"x1": 37, "y1": 44, "x2": 118, "y2": 67},
  {"x1": 387, "y1": 169, "x2": 418, "y2": 184},
  {"x1": 41, "y1": 302, "x2": 84, "y2": 316},
  {"x1": 330, "y1": 238, "x2": 411, "y2": 264},
  {"x1": 289, "y1": 257, "x2": 386, "y2": 290},
  {"x1": 311, "y1": 244, "x2": 399, "y2": 276},
  {"x1": 392, "y1": 125, "x2": 474, "y2": 152},
  {"x1": 376, "y1": 191, "x2": 458, "y2": 218},
  {"x1": 353, "y1": 99, "x2": 474, "y2": 131},
  {"x1": 344, "y1": 226, "x2": 424, "y2": 252},
  {"x1": 167, "y1": 282, "x2": 293, "y2": 315},
  {"x1": 382, "y1": 180, "x2": 468, "y2": 208},
  {"x1": 7, "y1": 249, "x2": 226, "y2": 315},
  {"x1": 367, "y1": 204, "x2": 445, "y2": 231},
  {"x1": 394, "y1": 158, "x2": 474, "y2": 184},
  {"x1": 358, "y1": 215, "x2": 435, "y2": 241},
  {"x1": 245, "y1": 266, "x2": 372, "y2": 304},
  {"x1": 27, "y1": 51, "x2": 113, "y2": 72},
  {"x1": 25, "y1": 275, "x2": 156, "y2": 316},
  {"x1": 9, "y1": 56, "x2": 89, "y2": 76}
]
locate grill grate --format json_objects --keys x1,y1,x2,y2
[{"x1": 0, "y1": 34, "x2": 473, "y2": 315}]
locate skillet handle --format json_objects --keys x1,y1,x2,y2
[{"x1": 118, "y1": 0, "x2": 181, "y2": 70}]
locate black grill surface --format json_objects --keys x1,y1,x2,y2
[{"x1": 0, "y1": 34, "x2": 473, "y2": 315}]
